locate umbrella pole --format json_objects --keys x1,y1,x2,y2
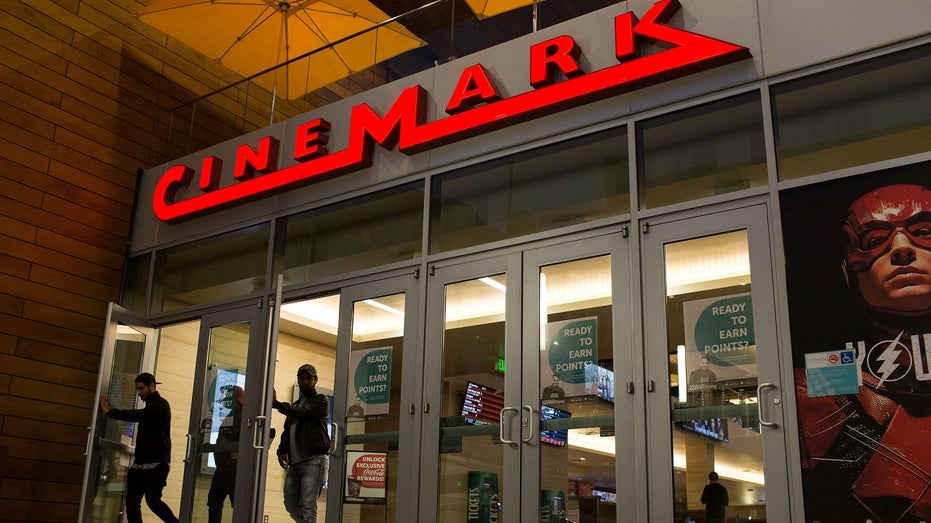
[
  {"x1": 532, "y1": 0, "x2": 538, "y2": 32},
  {"x1": 270, "y1": 82, "x2": 277, "y2": 126},
  {"x1": 269, "y1": 3, "x2": 291, "y2": 125}
]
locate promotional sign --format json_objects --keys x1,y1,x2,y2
[
  {"x1": 540, "y1": 489, "x2": 567, "y2": 523},
  {"x1": 344, "y1": 451, "x2": 387, "y2": 504},
  {"x1": 683, "y1": 294, "x2": 756, "y2": 390},
  {"x1": 348, "y1": 347, "x2": 392, "y2": 420},
  {"x1": 781, "y1": 162, "x2": 931, "y2": 522},
  {"x1": 542, "y1": 317, "x2": 598, "y2": 403},
  {"x1": 466, "y1": 471, "x2": 500, "y2": 523},
  {"x1": 804, "y1": 350, "x2": 859, "y2": 397},
  {"x1": 151, "y1": 0, "x2": 751, "y2": 222}
]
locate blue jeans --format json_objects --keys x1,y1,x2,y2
[{"x1": 283, "y1": 455, "x2": 328, "y2": 523}]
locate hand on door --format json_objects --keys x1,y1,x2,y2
[{"x1": 99, "y1": 395, "x2": 110, "y2": 414}]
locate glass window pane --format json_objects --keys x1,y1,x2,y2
[
  {"x1": 664, "y1": 231, "x2": 765, "y2": 522},
  {"x1": 539, "y1": 256, "x2": 615, "y2": 522},
  {"x1": 438, "y1": 275, "x2": 507, "y2": 523},
  {"x1": 637, "y1": 93, "x2": 766, "y2": 209},
  {"x1": 275, "y1": 183, "x2": 424, "y2": 285},
  {"x1": 341, "y1": 293, "x2": 406, "y2": 523},
  {"x1": 153, "y1": 224, "x2": 270, "y2": 312},
  {"x1": 430, "y1": 128, "x2": 629, "y2": 253},
  {"x1": 772, "y1": 44, "x2": 931, "y2": 180},
  {"x1": 192, "y1": 321, "x2": 251, "y2": 523},
  {"x1": 121, "y1": 253, "x2": 151, "y2": 316}
]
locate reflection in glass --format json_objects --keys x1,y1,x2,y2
[
  {"x1": 539, "y1": 256, "x2": 615, "y2": 523},
  {"x1": 341, "y1": 293, "x2": 406, "y2": 522},
  {"x1": 438, "y1": 276, "x2": 507, "y2": 523},
  {"x1": 772, "y1": 43, "x2": 931, "y2": 180},
  {"x1": 152, "y1": 224, "x2": 270, "y2": 312},
  {"x1": 664, "y1": 230, "x2": 767, "y2": 522},
  {"x1": 637, "y1": 93, "x2": 766, "y2": 209},
  {"x1": 192, "y1": 322, "x2": 251, "y2": 523},
  {"x1": 430, "y1": 128, "x2": 629, "y2": 253},
  {"x1": 275, "y1": 184, "x2": 424, "y2": 286}
]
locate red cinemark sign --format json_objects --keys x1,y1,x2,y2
[{"x1": 153, "y1": 0, "x2": 750, "y2": 222}]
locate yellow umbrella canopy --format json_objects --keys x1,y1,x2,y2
[
  {"x1": 137, "y1": 0, "x2": 424, "y2": 99},
  {"x1": 464, "y1": 0, "x2": 538, "y2": 19}
]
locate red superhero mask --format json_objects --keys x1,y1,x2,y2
[{"x1": 842, "y1": 184, "x2": 931, "y2": 272}]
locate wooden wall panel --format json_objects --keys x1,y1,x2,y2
[
  {"x1": 0, "y1": 0, "x2": 403, "y2": 518},
  {"x1": 0, "y1": 1, "x2": 268, "y2": 519}
]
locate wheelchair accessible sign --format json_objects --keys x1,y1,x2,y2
[{"x1": 805, "y1": 349, "x2": 859, "y2": 397}]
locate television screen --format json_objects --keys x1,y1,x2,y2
[
  {"x1": 592, "y1": 489, "x2": 616, "y2": 502},
  {"x1": 539, "y1": 405, "x2": 571, "y2": 447},
  {"x1": 460, "y1": 381, "x2": 505, "y2": 425},
  {"x1": 678, "y1": 417, "x2": 729, "y2": 443},
  {"x1": 595, "y1": 366, "x2": 614, "y2": 403}
]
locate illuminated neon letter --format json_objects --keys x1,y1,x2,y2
[
  {"x1": 446, "y1": 64, "x2": 501, "y2": 114},
  {"x1": 234, "y1": 136, "x2": 280, "y2": 180}
]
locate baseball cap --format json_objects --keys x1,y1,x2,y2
[
  {"x1": 135, "y1": 372, "x2": 162, "y2": 385},
  {"x1": 297, "y1": 364, "x2": 318, "y2": 377}
]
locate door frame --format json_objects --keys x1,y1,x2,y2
[
  {"x1": 79, "y1": 303, "x2": 159, "y2": 523},
  {"x1": 419, "y1": 252, "x2": 523, "y2": 523},
  {"x1": 639, "y1": 201, "x2": 791, "y2": 522},
  {"x1": 520, "y1": 231, "x2": 639, "y2": 522},
  {"x1": 327, "y1": 272, "x2": 423, "y2": 522},
  {"x1": 176, "y1": 299, "x2": 271, "y2": 523}
]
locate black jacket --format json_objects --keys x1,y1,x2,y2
[
  {"x1": 106, "y1": 391, "x2": 172, "y2": 465},
  {"x1": 273, "y1": 390, "x2": 330, "y2": 463}
]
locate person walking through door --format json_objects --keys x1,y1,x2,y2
[
  {"x1": 99, "y1": 372, "x2": 179, "y2": 523},
  {"x1": 700, "y1": 471, "x2": 729, "y2": 523},
  {"x1": 272, "y1": 364, "x2": 331, "y2": 523}
]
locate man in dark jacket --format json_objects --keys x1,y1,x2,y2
[
  {"x1": 99, "y1": 372, "x2": 179, "y2": 523},
  {"x1": 272, "y1": 364, "x2": 330, "y2": 523},
  {"x1": 700, "y1": 471, "x2": 729, "y2": 523}
]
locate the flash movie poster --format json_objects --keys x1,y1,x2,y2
[{"x1": 781, "y1": 161, "x2": 931, "y2": 522}]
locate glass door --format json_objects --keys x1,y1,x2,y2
[
  {"x1": 79, "y1": 304, "x2": 158, "y2": 523},
  {"x1": 421, "y1": 253, "x2": 522, "y2": 523},
  {"x1": 329, "y1": 273, "x2": 421, "y2": 523},
  {"x1": 419, "y1": 232, "x2": 633, "y2": 522},
  {"x1": 641, "y1": 204, "x2": 790, "y2": 522},
  {"x1": 522, "y1": 234, "x2": 636, "y2": 523},
  {"x1": 179, "y1": 301, "x2": 269, "y2": 523}
]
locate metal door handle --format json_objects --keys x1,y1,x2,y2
[
  {"x1": 522, "y1": 405, "x2": 534, "y2": 444},
  {"x1": 84, "y1": 426, "x2": 92, "y2": 456},
  {"x1": 329, "y1": 422, "x2": 341, "y2": 456},
  {"x1": 184, "y1": 434, "x2": 194, "y2": 463},
  {"x1": 252, "y1": 415, "x2": 267, "y2": 449},
  {"x1": 499, "y1": 406, "x2": 519, "y2": 445},
  {"x1": 757, "y1": 382, "x2": 780, "y2": 428}
]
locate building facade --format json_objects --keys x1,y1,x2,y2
[{"x1": 4, "y1": 0, "x2": 931, "y2": 522}]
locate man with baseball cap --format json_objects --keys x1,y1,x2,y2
[
  {"x1": 99, "y1": 372, "x2": 179, "y2": 523},
  {"x1": 272, "y1": 364, "x2": 330, "y2": 523}
]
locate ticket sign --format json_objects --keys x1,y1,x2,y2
[{"x1": 345, "y1": 451, "x2": 387, "y2": 504}]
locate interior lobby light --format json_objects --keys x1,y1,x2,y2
[
  {"x1": 480, "y1": 276, "x2": 507, "y2": 292},
  {"x1": 362, "y1": 299, "x2": 404, "y2": 316},
  {"x1": 676, "y1": 344, "x2": 687, "y2": 403}
]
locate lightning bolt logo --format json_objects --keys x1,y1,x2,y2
[{"x1": 867, "y1": 330, "x2": 912, "y2": 387}]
